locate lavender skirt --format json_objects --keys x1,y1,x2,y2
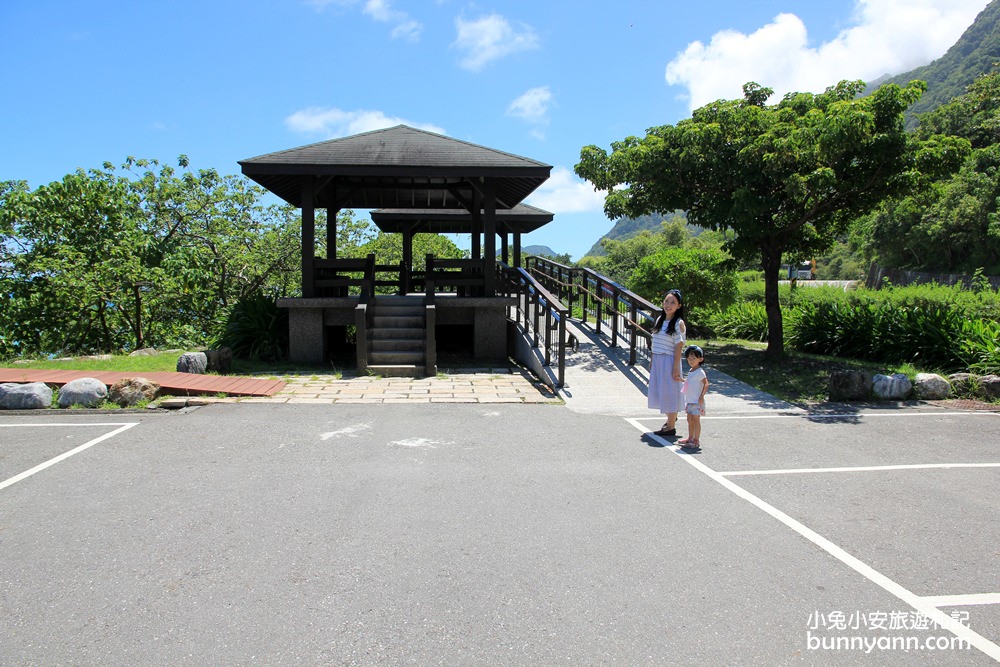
[{"x1": 648, "y1": 353, "x2": 684, "y2": 414}]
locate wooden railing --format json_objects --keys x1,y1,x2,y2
[
  {"x1": 526, "y1": 256, "x2": 659, "y2": 367},
  {"x1": 499, "y1": 263, "x2": 569, "y2": 387}
]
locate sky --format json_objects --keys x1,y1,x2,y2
[{"x1": 0, "y1": 0, "x2": 991, "y2": 260}]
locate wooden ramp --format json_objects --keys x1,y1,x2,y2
[{"x1": 0, "y1": 369, "x2": 286, "y2": 397}]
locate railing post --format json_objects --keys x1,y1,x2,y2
[
  {"x1": 610, "y1": 285, "x2": 619, "y2": 348},
  {"x1": 628, "y1": 301, "x2": 638, "y2": 366}
]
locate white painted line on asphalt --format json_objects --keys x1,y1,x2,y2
[
  {"x1": 635, "y1": 411, "x2": 998, "y2": 421},
  {"x1": 721, "y1": 463, "x2": 1000, "y2": 477},
  {"x1": 0, "y1": 422, "x2": 139, "y2": 491},
  {"x1": 922, "y1": 593, "x2": 1000, "y2": 607},
  {"x1": 626, "y1": 418, "x2": 1000, "y2": 662}
]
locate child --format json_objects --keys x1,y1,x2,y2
[{"x1": 678, "y1": 345, "x2": 708, "y2": 450}]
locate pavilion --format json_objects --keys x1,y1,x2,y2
[{"x1": 239, "y1": 125, "x2": 554, "y2": 374}]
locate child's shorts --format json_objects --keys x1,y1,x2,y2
[{"x1": 685, "y1": 402, "x2": 704, "y2": 416}]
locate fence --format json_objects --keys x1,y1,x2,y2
[
  {"x1": 525, "y1": 256, "x2": 660, "y2": 367},
  {"x1": 865, "y1": 262, "x2": 1000, "y2": 290}
]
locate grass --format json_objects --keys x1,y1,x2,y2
[
  {"x1": 5, "y1": 353, "x2": 342, "y2": 379},
  {"x1": 690, "y1": 339, "x2": 926, "y2": 406}
]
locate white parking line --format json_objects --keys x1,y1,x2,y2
[
  {"x1": 0, "y1": 422, "x2": 139, "y2": 491},
  {"x1": 635, "y1": 411, "x2": 999, "y2": 421},
  {"x1": 922, "y1": 593, "x2": 1000, "y2": 607},
  {"x1": 722, "y1": 463, "x2": 1000, "y2": 476},
  {"x1": 626, "y1": 418, "x2": 1000, "y2": 662}
]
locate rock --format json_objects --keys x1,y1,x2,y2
[
  {"x1": 980, "y1": 374, "x2": 1000, "y2": 400},
  {"x1": 109, "y1": 377, "x2": 160, "y2": 407},
  {"x1": 129, "y1": 347, "x2": 159, "y2": 357},
  {"x1": 872, "y1": 373, "x2": 913, "y2": 400},
  {"x1": 0, "y1": 382, "x2": 53, "y2": 410},
  {"x1": 912, "y1": 373, "x2": 951, "y2": 400},
  {"x1": 948, "y1": 373, "x2": 976, "y2": 394},
  {"x1": 58, "y1": 377, "x2": 108, "y2": 408},
  {"x1": 177, "y1": 351, "x2": 208, "y2": 374},
  {"x1": 828, "y1": 370, "x2": 871, "y2": 401},
  {"x1": 205, "y1": 347, "x2": 232, "y2": 374}
]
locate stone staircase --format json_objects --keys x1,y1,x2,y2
[{"x1": 366, "y1": 296, "x2": 431, "y2": 378}]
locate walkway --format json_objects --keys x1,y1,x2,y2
[{"x1": 557, "y1": 319, "x2": 802, "y2": 416}]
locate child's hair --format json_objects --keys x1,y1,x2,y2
[
  {"x1": 652, "y1": 289, "x2": 684, "y2": 334},
  {"x1": 684, "y1": 344, "x2": 704, "y2": 361}
]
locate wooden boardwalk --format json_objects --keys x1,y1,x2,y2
[{"x1": 0, "y1": 369, "x2": 286, "y2": 397}]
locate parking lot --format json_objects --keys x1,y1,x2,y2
[{"x1": 1, "y1": 402, "x2": 998, "y2": 664}]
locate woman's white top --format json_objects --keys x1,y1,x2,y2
[{"x1": 651, "y1": 320, "x2": 685, "y2": 355}]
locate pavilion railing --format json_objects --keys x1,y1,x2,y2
[
  {"x1": 525, "y1": 255, "x2": 659, "y2": 367},
  {"x1": 499, "y1": 262, "x2": 569, "y2": 387}
]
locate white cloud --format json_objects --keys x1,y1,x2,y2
[
  {"x1": 665, "y1": 0, "x2": 990, "y2": 112},
  {"x1": 453, "y1": 13, "x2": 539, "y2": 71},
  {"x1": 285, "y1": 107, "x2": 446, "y2": 138},
  {"x1": 306, "y1": 0, "x2": 422, "y2": 41},
  {"x1": 507, "y1": 86, "x2": 554, "y2": 124},
  {"x1": 525, "y1": 166, "x2": 606, "y2": 214},
  {"x1": 364, "y1": 0, "x2": 423, "y2": 40}
]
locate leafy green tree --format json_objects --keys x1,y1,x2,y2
[
  {"x1": 857, "y1": 70, "x2": 1000, "y2": 274},
  {"x1": 0, "y1": 157, "x2": 301, "y2": 356},
  {"x1": 576, "y1": 80, "x2": 970, "y2": 356},
  {"x1": 628, "y1": 246, "x2": 739, "y2": 330}
]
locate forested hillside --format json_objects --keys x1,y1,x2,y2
[{"x1": 866, "y1": 0, "x2": 999, "y2": 129}]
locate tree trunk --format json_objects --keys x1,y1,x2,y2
[{"x1": 762, "y1": 251, "x2": 785, "y2": 358}]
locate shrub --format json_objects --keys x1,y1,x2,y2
[
  {"x1": 628, "y1": 246, "x2": 739, "y2": 328},
  {"x1": 707, "y1": 302, "x2": 769, "y2": 341},
  {"x1": 215, "y1": 293, "x2": 288, "y2": 361}
]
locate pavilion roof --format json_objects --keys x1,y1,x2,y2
[
  {"x1": 239, "y1": 125, "x2": 551, "y2": 211},
  {"x1": 370, "y1": 203, "x2": 554, "y2": 235}
]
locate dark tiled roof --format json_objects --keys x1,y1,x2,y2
[
  {"x1": 371, "y1": 203, "x2": 553, "y2": 234},
  {"x1": 239, "y1": 125, "x2": 551, "y2": 210}
]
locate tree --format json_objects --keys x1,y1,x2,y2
[
  {"x1": 857, "y1": 70, "x2": 1000, "y2": 274},
  {"x1": 576, "y1": 80, "x2": 970, "y2": 356},
  {"x1": 0, "y1": 157, "x2": 302, "y2": 356}
]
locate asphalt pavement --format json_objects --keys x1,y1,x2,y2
[{"x1": 2, "y1": 324, "x2": 999, "y2": 665}]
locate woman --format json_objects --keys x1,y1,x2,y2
[{"x1": 648, "y1": 289, "x2": 686, "y2": 436}]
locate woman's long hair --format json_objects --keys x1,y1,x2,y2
[{"x1": 652, "y1": 289, "x2": 684, "y2": 334}]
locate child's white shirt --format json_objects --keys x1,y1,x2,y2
[{"x1": 682, "y1": 367, "x2": 707, "y2": 403}]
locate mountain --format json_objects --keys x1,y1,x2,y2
[
  {"x1": 523, "y1": 244, "x2": 561, "y2": 258},
  {"x1": 866, "y1": 0, "x2": 1000, "y2": 129},
  {"x1": 583, "y1": 211, "x2": 688, "y2": 257}
]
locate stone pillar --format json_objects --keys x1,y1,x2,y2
[{"x1": 288, "y1": 307, "x2": 325, "y2": 364}]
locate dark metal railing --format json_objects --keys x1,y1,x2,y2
[
  {"x1": 526, "y1": 255, "x2": 659, "y2": 367},
  {"x1": 499, "y1": 263, "x2": 569, "y2": 387}
]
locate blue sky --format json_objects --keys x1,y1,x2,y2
[{"x1": 0, "y1": 0, "x2": 990, "y2": 260}]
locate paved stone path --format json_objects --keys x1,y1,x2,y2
[{"x1": 159, "y1": 366, "x2": 560, "y2": 408}]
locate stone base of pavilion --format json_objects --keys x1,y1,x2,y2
[{"x1": 280, "y1": 295, "x2": 514, "y2": 368}]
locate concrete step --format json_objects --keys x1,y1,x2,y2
[
  {"x1": 373, "y1": 315, "x2": 424, "y2": 329},
  {"x1": 369, "y1": 351, "x2": 425, "y2": 365},
  {"x1": 371, "y1": 327, "x2": 425, "y2": 340},
  {"x1": 366, "y1": 364, "x2": 431, "y2": 378},
  {"x1": 371, "y1": 338, "x2": 424, "y2": 352}
]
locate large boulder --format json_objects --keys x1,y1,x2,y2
[
  {"x1": 58, "y1": 377, "x2": 108, "y2": 408},
  {"x1": 176, "y1": 351, "x2": 208, "y2": 374},
  {"x1": 981, "y1": 374, "x2": 1000, "y2": 400},
  {"x1": 828, "y1": 370, "x2": 871, "y2": 401},
  {"x1": 109, "y1": 377, "x2": 160, "y2": 407},
  {"x1": 205, "y1": 347, "x2": 232, "y2": 374},
  {"x1": 872, "y1": 373, "x2": 913, "y2": 400},
  {"x1": 0, "y1": 382, "x2": 53, "y2": 410},
  {"x1": 912, "y1": 373, "x2": 951, "y2": 400}
]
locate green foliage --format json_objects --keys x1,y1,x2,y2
[
  {"x1": 858, "y1": 70, "x2": 1000, "y2": 274},
  {"x1": 0, "y1": 158, "x2": 302, "y2": 357},
  {"x1": 628, "y1": 246, "x2": 739, "y2": 328},
  {"x1": 959, "y1": 318, "x2": 1000, "y2": 374},
  {"x1": 707, "y1": 302, "x2": 769, "y2": 341},
  {"x1": 576, "y1": 78, "x2": 966, "y2": 356},
  {"x1": 215, "y1": 292, "x2": 289, "y2": 361}
]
